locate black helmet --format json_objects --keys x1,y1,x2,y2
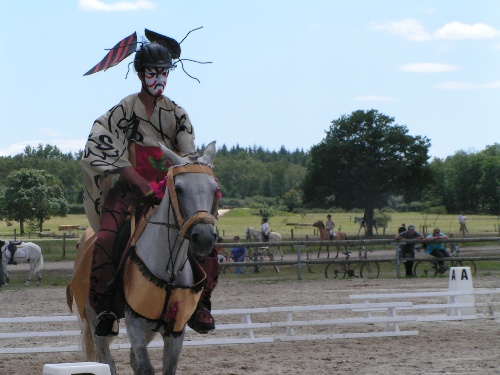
[{"x1": 134, "y1": 42, "x2": 173, "y2": 72}]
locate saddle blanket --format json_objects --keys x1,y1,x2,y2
[{"x1": 3, "y1": 246, "x2": 27, "y2": 260}]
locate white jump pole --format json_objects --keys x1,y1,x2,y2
[{"x1": 42, "y1": 362, "x2": 111, "y2": 375}]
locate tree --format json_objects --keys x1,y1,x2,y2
[
  {"x1": 0, "y1": 169, "x2": 68, "y2": 233},
  {"x1": 302, "y1": 109, "x2": 431, "y2": 235}
]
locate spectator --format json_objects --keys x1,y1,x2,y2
[
  {"x1": 426, "y1": 228, "x2": 450, "y2": 274},
  {"x1": 459, "y1": 211, "x2": 468, "y2": 234},
  {"x1": 395, "y1": 224, "x2": 424, "y2": 278},
  {"x1": 215, "y1": 236, "x2": 229, "y2": 263},
  {"x1": 398, "y1": 223, "x2": 406, "y2": 234},
  {"x1": 231, "y1": 236, "x2": 247, "y2": 274}
]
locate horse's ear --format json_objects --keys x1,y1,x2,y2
[
  {"x1": 201, "y1": 141, "x2": 216, "y2": 164},
  {"x1": 158, "y1": 143, "x2": 184, "y2": 166}
]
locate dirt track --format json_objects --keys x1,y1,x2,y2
[{"x1": 1, "y1": 260, "x2": 500, "y2": 374}]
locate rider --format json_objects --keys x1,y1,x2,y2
[
  {"x1": 82, "y1": 32, "x2": 218, "y2": 336},
  {"x1": 425, "y1": 228, "x2": 450, "y2": 274},
  {"x1": 261, "y1": 218, "x2": 270, "y2": 242},
  {"x1": 325, "y1": 214, "x2": 335, "y2": 240}
]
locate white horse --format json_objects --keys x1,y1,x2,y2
[
  {"x1": 354, "y1": 216, "x2": 378, "y2": 235},
  {"x1": 67, "y1": 142, "x2": 219, "y2": 375},
  {"x1": 245, "y1": 227, "x2": 284, "y2": 259},
  {"x1": 0, "y1": 240, "x2": 44, "y2": 286}
]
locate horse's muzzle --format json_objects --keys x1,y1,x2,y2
[{"x1": 188, "y1": 222, "x2": 217, "y2": 257}]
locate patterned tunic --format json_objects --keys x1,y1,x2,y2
[{"x1": 82, "y1": 93, "x2": 196, "y2": 231}]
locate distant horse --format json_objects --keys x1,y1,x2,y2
[
  {"x1": 354, "y1": 216, "x2": 378, "y2": 235},
  {"x1": 245, "y1": 227, "x2": 284, "y2": 259},
  {"x1": 66, "y1": 142, "x2": 219, "y2": 375},
  {"x1": 312, "y1": 220, "x2": 348, "y2": 258},
  {"x1": 1, "y1": 240, "x2": 44, "y2": 286}
]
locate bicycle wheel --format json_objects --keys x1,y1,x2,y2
[
  {"x1": 240, "y1": 256, "x2": 257, "y2": 274},
  {"x1": 346, "y1": 262, "x2": 362, "y2": 278},
  {"x1": 268, "y1": 253, "x2": 280, "y2": 273},
  {"x1": 450, "y1": 260, "x2": 477, "y2": 276},
  {"x1": 361, "y1": 262, "x2": 380, "y2": 279},
  {"x1": 413, "y1": 260, "x2": 438, "y2": 277},
  {"x1": 325, "y1": 262, "x2": 347, "y2": 278}
]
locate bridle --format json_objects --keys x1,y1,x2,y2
[{"x1": 166, "y1": 162, "x2": 219, "y2": 238}]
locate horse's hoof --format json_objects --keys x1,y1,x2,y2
[{"x1": 25, "y1": 281, "x2": 31, "y2": 286}]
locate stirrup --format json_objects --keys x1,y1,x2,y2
[
  {"x1": 188, "y1": 307, "x2": 215, "y2": 334},
  {"x1": 95, "y1": 311, "x2": 119, "y2": 337}
]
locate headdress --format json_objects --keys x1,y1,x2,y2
[{"x1": 84, "y1": 28, "x2": 210, "y2": 82}]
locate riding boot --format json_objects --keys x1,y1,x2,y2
[{"x1": 188, "y1": 250, "x2": 219, "y2": 334}]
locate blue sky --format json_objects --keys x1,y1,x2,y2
[{"x1": 1, "y1": 0, "x2": 499, "y2": 159}]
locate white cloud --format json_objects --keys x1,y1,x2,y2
[
  {"x1": 374, "y1": 20, "x2": 500, "y2": 41},
  {"x1": 399, "y1": 62, "x2": 459, "y2": 73},
  {"x1": 354, "y1": 96, "x2": 396, "y2": 102},
  {"x1": 434, "y1": 22, "x2": 500, "y2": 40},
  {"x1": 434, "y1": 80, "x2": 500, "y2": 90},
  {"x1": 78, "y1": 0, "x2": 156, "y2": 11},
  {"x1": 372, "y1": 20, "x2": 431, "y2": 41}
]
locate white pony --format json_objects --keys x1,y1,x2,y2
[
  {"x1": 67, "y1": 142, "x2": 219, "y2": 375},
  {"x1": 245, "y1": 227, "x2": 284, "y2": 259},
  {"x1": 354, "y1": 216, "x2": 378, "y2": 235},
  {"x1": 0, "y1": 240, "x2": 44, "y2": 286}
]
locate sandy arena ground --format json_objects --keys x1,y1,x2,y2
[{"x1": 1, "y1": 262, "x2": 499, "y2": 374}]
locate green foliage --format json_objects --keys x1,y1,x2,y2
[
  {"x1": 0, "y1": 169, "x2": 68, "y2": 233},
  {"x1": 258, "y1": 205, "x2": 273, "y2": 220},
  {"x1": 282, "y1": 188, "x2": 302, "y2": 212},
  {"x1": 302, "y1": 109, "x2": 431, "y2": 234}
]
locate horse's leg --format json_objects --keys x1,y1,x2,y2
[
  {"x1": 126, "y1": 311, "x2": 155, "y2": 375},
  {"x1": 85, "y1": 303, "x2": 117, "y2": 374},
  {"x1": 317, "y1": 246, "x2": 321, "y2": 258},
  {"x1": 326, "y1": 245, "x2": 330, "y2": 259},
  {"x1": 161, "y1": 332, "x2": 186, "y2": 375},
  {"x1": 25, "y1": 261, "x2": 35, "y2": 286},
  {"x1": 36, "y1": 269, "x2": 42, "y2": 286}
]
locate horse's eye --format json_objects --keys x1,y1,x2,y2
[{"x1": 175, "y1": 186, "x2": 183, "y2": 195}]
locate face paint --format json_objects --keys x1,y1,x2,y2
[{"x1": 144, "y1": 67, "x2": 169, "y2": 96}]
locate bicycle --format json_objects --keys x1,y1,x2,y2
[
  {"x1": 325, "y1": 246, "x2": 379, "y2": 279},
  {"x1": 413, "y1": 243, "x2": 477, "y2": 278},
  {"x1": 241, "y1": 246, "x2": 280, "y2": 274}
]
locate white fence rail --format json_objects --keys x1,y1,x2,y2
[{"x1": 2, "y1": 288, "x2": 500, "y2": 354}]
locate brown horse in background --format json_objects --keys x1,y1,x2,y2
[{"x1": 313, "y1": 220, "x2": 348, "y2": 258}]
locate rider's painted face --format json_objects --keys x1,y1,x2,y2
[{"x1": 143, "y1": 67, "x2": 169, "y2": 96}]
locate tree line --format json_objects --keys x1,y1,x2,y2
[{"x1": 0, "y1": 110, "x2": 498, "y2": 233}]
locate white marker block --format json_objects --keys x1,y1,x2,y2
[
  {"x1": 43, "y1": 362, "x2": 111, "y2": 375},
  {"x1": 448, "y1": 267, "x2": 475, "y2": 316}
]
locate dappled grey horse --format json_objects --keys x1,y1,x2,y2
[{"x1": 67, "y1": 141, "x2": 219, "y2": 375}]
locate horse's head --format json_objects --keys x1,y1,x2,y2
[
  {"x1": 312, "y1": 220, "x2": 324, "y2": 229},
  {"x1": 160, "y1": 141, "x2": 219, "y2": 258}
]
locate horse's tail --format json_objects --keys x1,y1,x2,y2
[
  {"x1": 82, "y1": 316, "x2": 99, "y2": 361},
  {"x1": 66, "y1": 284, "x2": 74, "y2": 313},
  {"x1": 34, "y1": 253, "x2": 44, "y2": 273}
]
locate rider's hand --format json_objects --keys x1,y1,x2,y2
[{"x1": 120, "y1": 166, "x2": 152, "y2": 196}]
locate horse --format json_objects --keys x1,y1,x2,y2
[
  {"x1": 312, "y1": 220, "x2": 348, "y2": 258},
  {"x1": 0, "y1": 240, "x2": 44, "y2": 286},
  {"x1": 353, "y1": 216, "x2": 378, "y2": 235},
  {"x1": 245, "y1": 227, "x2": 284, "y2": 259},
  {"x1": 66, "y1": 141, "x2": 219, "y2": 375}
]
